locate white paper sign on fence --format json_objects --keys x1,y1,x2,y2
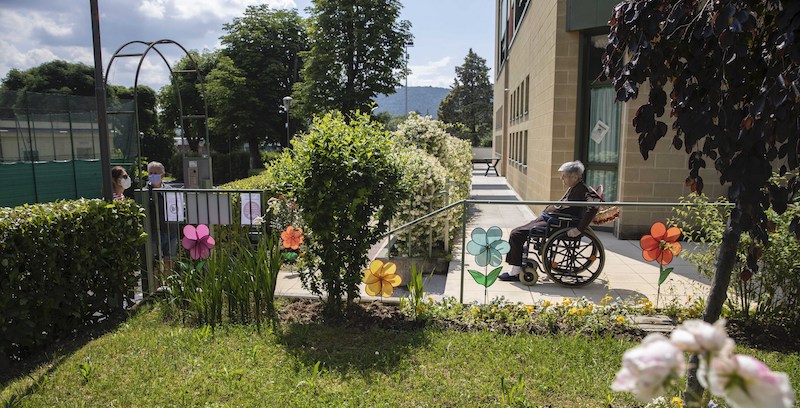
[
  {"x1": 163, "y1": 191, "x2": 185, "y2": 222},
  {"x1": 240, "y1": 193, "x2": 261, "y2": 225}
]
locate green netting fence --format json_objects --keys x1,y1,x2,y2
[{"x1": 0, "y1": 90, "x2": 137, "y2": 207}]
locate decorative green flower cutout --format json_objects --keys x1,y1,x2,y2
[
  {"x1": 466, "y1": 226, "x2": 510, "y2": 304},
  {"x1": 467, "y1": 226, "x2": 510, "y2": 267}
]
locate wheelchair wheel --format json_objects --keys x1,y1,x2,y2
[
  {"x1": 541, "y1": 228, "x2": 605, "y2": 287},
  {"x1": 519, "y1": 261, "x2": 539, "y2": 286}
]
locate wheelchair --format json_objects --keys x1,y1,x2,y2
[{"x1": 518, "y1": 212, "x2": 605, "y2": 288}]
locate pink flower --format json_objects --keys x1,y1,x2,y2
[
  {"x1": 706, "y1": 354, "x2": 795, "y2": 408},
  {"x1": 612, "y1": 334, "x2": 686, "y2": 402},
  {"x1": 670, "y1": 319, "x2": 733, "y2": 355},
  {"x1": 182, "y1": 224, "x2": 215, "y2": 260}
]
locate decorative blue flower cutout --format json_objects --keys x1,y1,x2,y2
[{"x1": 466, "y1": 226, "x2": 510, "y2": 267}]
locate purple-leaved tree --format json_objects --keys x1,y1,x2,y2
[{"x1": 603, "y1": 0, "x2": 800, "y2": 403}]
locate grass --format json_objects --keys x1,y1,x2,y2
[{"x1": 2, "y1": 304, "x2": 799, "y2": 407}]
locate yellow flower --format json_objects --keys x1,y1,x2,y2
[
  {"x1": 616, "y1": 315, "x2": 626, "y2": 324},
  {"x1": 470, "y1": 306, "x2": 480, "y2": 315},
  {"x1": 601, "y1": 295, "x2": 612, "y2": 305},
  {"x1": 568, "y1": 307, "x2": 578, "y2": 315},
  {"x1": 362, "y1": 260, "x2": 401, "y2": 297},
  {"x1": 525, "y1": 305, "x2": 535, "y2": 313},
  {"x1": 562, "y1": 298, "x2": 573, "y2": 306},
  {"x1": 542, "y1": 300, "x2": 552, "y2": 308},
  {"x1": 670, "y1": 396, "x2": 684, "y2": 408}
]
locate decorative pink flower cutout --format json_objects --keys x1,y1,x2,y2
[{"x1": 182, "y1": 224, "x2": 215, "y2": 260}]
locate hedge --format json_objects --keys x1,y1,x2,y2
[
  {"x1": 393, "y1": 114, "x2": 472, "y2": 254},
  {"x1": 0, "y1": 199, "x2": 145, "y2": 361}
]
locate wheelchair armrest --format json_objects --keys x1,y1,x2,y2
[{"x1": 545, "y1": 212, "x2": 580, "y2": 228}]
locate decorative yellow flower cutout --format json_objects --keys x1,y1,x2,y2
[{"x1": 362, "y1": 260, "x2": 402, "y2": 297}]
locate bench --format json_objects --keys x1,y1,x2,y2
[{"x1": 471, "y1": 158, "x2": 500, "y2": 176}]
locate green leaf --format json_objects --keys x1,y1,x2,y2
[
  {"x1": 658, "y1": 267, "x2": 674, "y2": 286},
  {"x1": 468, "y1": 269, "x2": 487, "y2": 287},
  {"x1": 484, "y1": 267, "x2": 503, "y2": 287}
]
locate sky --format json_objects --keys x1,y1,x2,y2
[{"x1": 0, "y1": 0, "x2": 495, "y2": 91}]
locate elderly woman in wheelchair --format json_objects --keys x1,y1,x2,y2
[{"x1": 498, "y1": 160, "x2": 605, "y2": 287}]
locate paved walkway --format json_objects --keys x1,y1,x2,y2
[{"x1": 275, "y1": 169, "x2": 711, "y2": 306}]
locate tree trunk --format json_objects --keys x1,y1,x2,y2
[{"x1": 683, "y1": 217, "x2": 742, "y2": 405}]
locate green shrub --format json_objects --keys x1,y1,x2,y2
[
  {"x1": 0, "y1": 199, "x2": 145, "y2": 360},
  {"x1": 218, "y1": 169, "x2": 275, "y2": 191},
  {"x1": 261, "y1": 150, "x2": 282, "y2": 165},
  {"x1": 268, "y1": 111, "x2": 404, "y2": 315},
  {"x1": 670, "y1": 190, "x2": 800, "y2": 328},
  {"x1": 393, "y1": 113, "x2": 472, "y2": 254},
  {"x1": 391, "y1": 145, "x2": 449, "y2": 256}
]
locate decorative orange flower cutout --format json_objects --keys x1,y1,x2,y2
[
  {"x1": 362, "y1": 260, "x2": 402, "y2": 298},
  {"x1": 281, "y1": 226, "x2": 304, "y2": 250},
  {"x1": 640, "y1": 222, "x2": 682, "y2": 265}
]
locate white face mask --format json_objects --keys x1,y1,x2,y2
[{"x1": 121, "y1": 177, "x2": 132, "y2": 189}]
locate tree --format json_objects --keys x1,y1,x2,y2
[
  {"x1": 292, "y1": 0, "x2": 412, "y2": 118},
  {"x1": 1, "y1": 60, "x2": 95, "y2": 96},
  {"x1": 158, "y1": 51, "x2": 219, "y2": 154},
  {"x1": 603, "y1": 1, "x2": 800, "y2": 403},
  {"x1": 206, "y1": 5, "x2": 307, "y2": 168},
  {"x1": 0, "y1": 60, "x2": 96, "y2": 117},
  {"x1": 437, "y1": 49, "x2": 493, "y2": 146}
]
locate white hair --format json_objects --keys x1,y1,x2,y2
[
  {"x1": 558, "y1": 160, "x2": 585, "y2": 178},
  {"x1": 147, "y1": 161, "x2": 165, "y2": 174}
]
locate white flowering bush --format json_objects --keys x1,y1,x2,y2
[
  {"x1": 612, "y1": 319, "x2": 795, "y2": 408},
  {"x1": 391, "y1": 146, "x2": 449, "y2": 256},
  {"x1": 393, "y1": 114, "x2": 472, "y2": 255}
]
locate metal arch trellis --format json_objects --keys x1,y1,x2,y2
[{"x1": 104, "y1": 39, "x2": 211, "y2": 187}]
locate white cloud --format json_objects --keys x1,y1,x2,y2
[
  {"x1": 139, "y1": 0, "x2": 168, "y2": 19},
  {"x1": 141, "y1": 0, "x2": 298, "y2": 21},
  {"x1": 407, "y1": 57, "x2": 454, "y2": 88},
  {"x1": 0, "y1": 9, "x2": 74, "y2": 38}
]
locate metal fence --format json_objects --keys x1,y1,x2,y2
[
  {"x1": 0, "y1": 90, "x2": 137, "y2": 207},
  {"x1": 136, "y1": 187, "x2": 266, "y2": 295}
]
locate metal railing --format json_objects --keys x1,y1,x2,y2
[{"x1": 384, "y1": 199, "x2": 733, "y2": 303}]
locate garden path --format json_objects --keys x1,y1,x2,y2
[{"x1": 273, "y1": 169, "x2": 711, "y2": 306}]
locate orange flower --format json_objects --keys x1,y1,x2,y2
[
  {"x1": 281, "y1": 226, "x2": 304, "y2": 250},
  {"x1": 362, "y1": 260, "x2": 402, "y2": 297},
  {"x1": 640, "y1": 222, "x2": 682, "y2": 265}
]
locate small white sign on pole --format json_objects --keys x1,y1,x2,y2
[
  {"x1": 241, "y1": 193, "x2": 261, "y2": 225},
  {"x1": 163, "y1": 191, "x2": 185, "y2": 222}
]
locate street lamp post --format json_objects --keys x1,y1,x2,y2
[
  {"x1": 282, "y1": 96, "x2": 292, "y2": 147},
  {"x1": 404, "y1": 40, "x2": 414, "y2": 116}
]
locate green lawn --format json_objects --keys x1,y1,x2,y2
[{"x1": 3, "y1": 304, "x2": 799, "y2": 407}]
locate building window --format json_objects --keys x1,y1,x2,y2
[
  {"x1": 524, "y1": 75, "x2": 529, "y2": 115},
  {"x1": 514, "y1": 0, "x2": 530, "y2": 30},
  {"x1": 522, "y1": 130, "x2": 528, "y2": 166}
]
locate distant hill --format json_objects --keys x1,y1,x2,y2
[{"x1": 373, "y1": 86, "x2": 450, "y2": 118}]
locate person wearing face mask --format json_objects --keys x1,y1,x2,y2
[
  {"x1": 111, "y1": 166, "x2": 131, "y2": 200},
  {"x1": 145, "y1": 161, "x2": 178, "y2": 289}
]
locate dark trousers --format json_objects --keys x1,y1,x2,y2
[{"x1": 505, "y1": 217, "x2": 549, "y2": 266}]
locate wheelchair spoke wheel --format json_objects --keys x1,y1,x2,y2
[{"x1": 542, "y1": 228, "x2": 605, "y2": 287}]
